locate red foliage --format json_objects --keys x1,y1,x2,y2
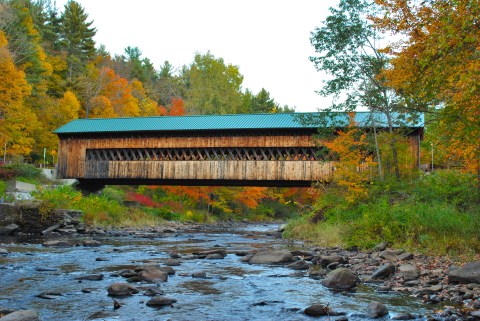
[{"x1": 126, "y1": 192, "x2": 159, "y2": 208}]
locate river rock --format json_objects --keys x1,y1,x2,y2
[
  {"x1": 145, "y1": 296, "x2": 177, "y2": 307},
  {"x1": 322, "y1": 268, "x2": 359, "y2": 290},
  {"x1": 0, "y1": 310, "x2": 39, "y2": 321},
  {"x1": 449, "y1": 261, "x2": 480, "y2": 284},
  {"x1": 107, "y1": 283, "x2": 139, "y2": 296},
  {"x1": 367, "y1": 301, "x2": 389, "y2": 318},
  {"x1": 42, "y1": 240, "x2": 72, "y2": 247},
  {"x1": 0, "y1": 223, "x2": 19, "y2": 235},
  {"x1": 158, "y1": 266, "x2": 176, "y2": 275},
  {"x1": 139, "y1": 268, "x2": 168, "y2": 282},
  {"x1": 373, "y1": 242, "x2": 388, "y2": 252},
  {"x1": 0, "y1": 248, "x2": 8, "y2": 255},
  {"x1": 397, "y1": 252, "x2": 414, "y2": 261},
  {"x1": 399, "y1": 264, "x2": 420, "y2": 281},
  {"x1": 37, "y1": 291, "x2": 62, "y2": 299},
  {"x1": 316, "y1": 255, "x2": 346, "y2": 267},
  {"x1": 195, "y1": 249, "x2": 227, "y2": 259},
  {"x1": 75, "y1": 274, "x2": 104, "y2": 281},
  {"x1": 83, "y1": 239, "x2": 102, "y2": 247},
  {"x1": 287, "y1": 259, "x2": 310, "y2": 270},
  {"x1": 206, "y1": 253, "x2": 225, "y2": 259},
  {"x1": 165, "y1": 258, "x2": 181, "y2": 266},
  {"x1": 248, "y1": 250, "x2": 294, "y2": 265},
  {"x1": 372, "y1": 263, "x2": 396, "y2": 279},
  {"x1": 379, "y1": 250, "x2": 397, "y2": 260},
  {"x1": 304, "y1": 304, "x2": 330, "y2": 316}
]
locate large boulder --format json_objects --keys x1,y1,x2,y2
[
  {"x1": 248, "y1": 250, "x2": 294, "y2": 265},
  {"x1": 449, "y1": 261, "x2": 480, "y2": 284},
  {"x1": 322, "y1": 268, "x2": 359, "y2": 290},
  {"x1": 107, "y1": 283, "x2": 139, "y2": 296},
  {"x1": 0, "y1": 310, "x2": 39, "y2": 321}
]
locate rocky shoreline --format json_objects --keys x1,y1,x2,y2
[{"x1": 1, "y1": 222, "x2": 480, "y2": 320}]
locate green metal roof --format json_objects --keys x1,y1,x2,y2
[{"x1": 54, "y1": 112, "x2": 424, "y2": 135}]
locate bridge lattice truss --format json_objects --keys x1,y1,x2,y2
[{"x1": 86, "y1": 147, "x2": 325, "y2": 162}]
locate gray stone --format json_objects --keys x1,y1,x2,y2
[
  {"x1": 145, "y1": 296, "x2": 177, "y2": 307},
  {"x1": 206, "y1": 253, "x2": 224, "y2": 259},
  {"x1": 287, "y1": 260, "x2": 310, "y2": 270},
  {"x1": 449, "y1": 261, "x2": 480, "y2": 284},
  {"x1": 304, "y1": 304, "x2": 330, "y2": 316},
  {"x1": 0, "y1": 310, "x2": 39, "y2": 321},
  {"x1": 107, "y1": 283, "x2": 139, "y2": 296},
  {"x1": 317, "y1": 255, "x2": 346, "y2": 267},
  {"x1": 322, "y1": 268, "x2": 359, "y2": 290},
  {"x1": 372, "y1": 263, "x2": 396, "y2": 279},
  {"x1": 397, "y1": 252, "x2": 414, "y2": 261},
  {"x1": 165, "y1": 258, "x2": 181, "y2": 266},
  {"x1": 0, "y1": 248, "x2": 8, "y2": 255},
  {"x1": 75, "y1": 274, "x2": 104, "y2": 281},
  {"x1": 139, "y1": 268, "x2": 168, "y2": 282},
  {"x1": 83, "y1": 239, "x2": 102, "y2": 247},
  {"x1": 42, "y1": 240, "x2": 72, "y2": 247},
  {"x1": 248, "y1": 250, "x2": 294, "y2": 265},
  {"x1": 373, "y1": 242, "x2": 388, "y2": 252},
  {"x1": 367, "y1": 301, "x2": 389, "y2": 318},
  {"x1": 379, "y1": 250, "x2": 397, "y2": 260},
  {"x1": 470, "y1": 311, "x2": 480, "y2": 319},
  {"x1": 41, "y1": 224, "x2": 60, "y2": 235},
  {"x1": 158, "y1": 266, "x2": 176, "y2": 275},
  {"x1": 0, "y1": 223, "x2": 19, "y2": 235},
  {"x1": 195, "y1": 249, "x2": 227, "y2": 259},
  {"x1": 399, "y1": 264, "x2": 420, "y2": 281},
  {"x1": 278, "y1": 223, "x2": 287, "y2": 232}
]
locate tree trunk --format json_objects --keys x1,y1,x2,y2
[
  {"x1": 372, "y1": 117, "x2": 383, "y2": 180},
  {"x1": 385, "y1": 110, "x2": 400, "y2": 180}
]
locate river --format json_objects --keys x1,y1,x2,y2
[{"x1": 0, "y1": 223, "x2": 438, "y2": 320}]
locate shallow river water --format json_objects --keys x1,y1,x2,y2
[{"x1": 1, "y1": 224, "x2": 436, "y2": 321}]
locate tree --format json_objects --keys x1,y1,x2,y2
[
  {"x1": 183, "y1": 52, "x2": 244, "y2": 115},
  {"x1": 374, "y1": 0, "x2": 480, "y2": 184},
  {"x1": 60, "y1": 0, "x2": 96, "y2": 84},
  {"x1": 309, "y1": 0, "x2": 421, "y2": 179},
  {"x1": 0, "y1": 31, "x2": 37, "y2": 157},
  {"x1": 249, "y1": 88, "x2": 277, "y2": 113},
  {"x1": 323, "y1": 125, "x2": 376, "y2": 202}
]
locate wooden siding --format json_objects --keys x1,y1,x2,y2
[
  {"x1": 58, "y1": 134, "x2": 316, "y2": 179},
  {"x1": 84, "y1": 160, "x2": 333, "y2": 182}
]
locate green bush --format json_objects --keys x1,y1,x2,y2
[
  {"x1": 4, "y1": 163, "x2": 43, "y2": 181},
  {"x1": 285, "y1": 170, "x2": 480, "y2": 256}
]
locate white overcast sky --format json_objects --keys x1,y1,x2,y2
[{"x1": 55, "y1": 0, "x2": 337, "y2": 112}]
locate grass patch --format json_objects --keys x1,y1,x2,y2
[{"x1": 284, "y1": 170, "x2": 480, "y2": 257}]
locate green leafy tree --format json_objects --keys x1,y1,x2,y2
[
  {"x1": 183, "y1": 52, "x2": 244, "y2": 115},
  {"x1": 309, "y1": 0, "x2": 421, "y2": 179},
  {"x1": 60, "y1": 0, "x2": 96, "y2": 84}
]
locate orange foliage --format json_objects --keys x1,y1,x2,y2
[{"x1": 324, "y1": 127, "x2": 376, "y2": 202}]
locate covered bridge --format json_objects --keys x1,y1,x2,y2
[{"x1": 54, "y1": 112, "x2": 424, "y2": 189}]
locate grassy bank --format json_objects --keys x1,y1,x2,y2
[{"x1": 283, "y1": 170, "x2": 480, "y2": 257}]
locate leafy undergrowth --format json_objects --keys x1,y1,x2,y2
[{"x1": 284, "y1": 170, "x2": 480, "y2": 258}]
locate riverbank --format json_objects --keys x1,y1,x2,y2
[{"x1": 1, "y1": 222, "x2": 480, "y2": 320}]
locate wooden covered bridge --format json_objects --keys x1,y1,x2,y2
[{"x1": 54, "y1": 112, "x2": 423, "y2": 190}]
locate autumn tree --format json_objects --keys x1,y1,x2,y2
[
  {"x1": 0, "y1": 31, "x2": 37, "y2": 157},
  {"x1": 374, "y1": 0, "x2": 480, "y2": 185},
  {"x1": 324, "y1": 125, "x2": 376, "y2": 202}
]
